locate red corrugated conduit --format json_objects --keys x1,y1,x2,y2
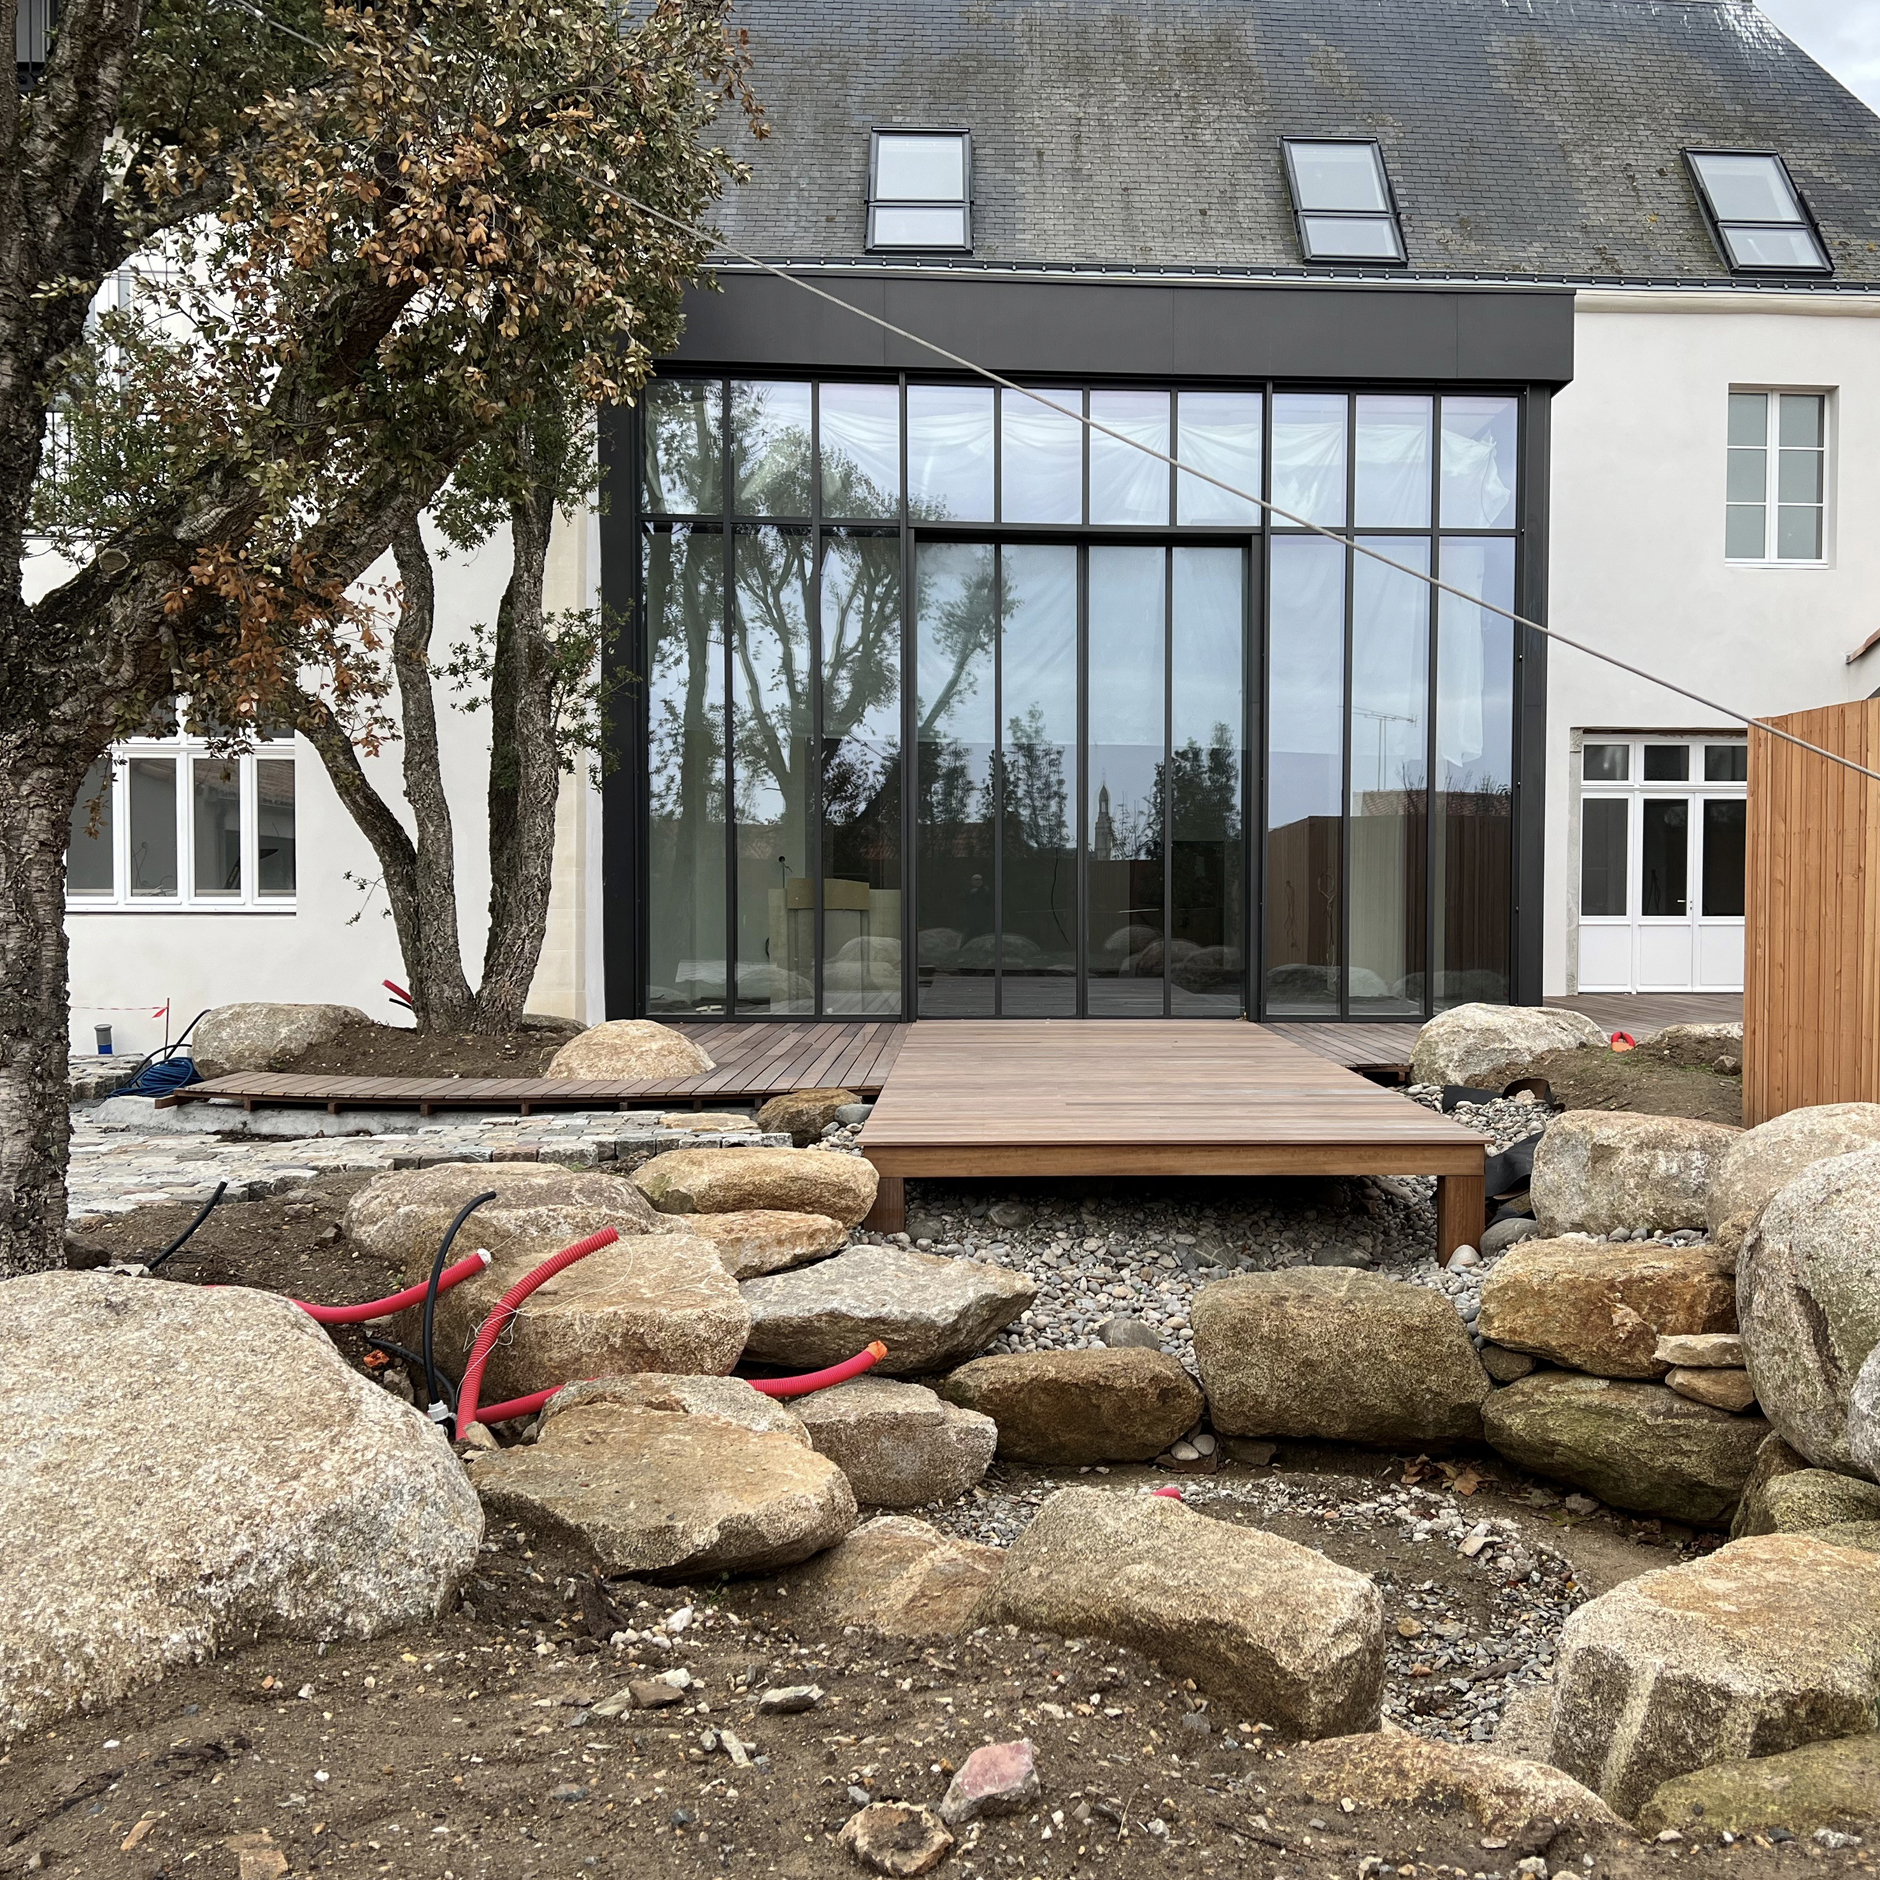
[{"x1": 292, "y1": 1249, "x2": 490, "y2": 1324}]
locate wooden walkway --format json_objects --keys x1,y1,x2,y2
[
  {"x1": 158, "y1": 1022, "x2": 908, "y2": 1115},
  {"x1": 858, "y1": 1021, "x2": 1489, "y2": 1258}
]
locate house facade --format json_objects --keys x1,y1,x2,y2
[{"x1": 55, "y1": 0, "x2": 1880, "y2": 1053}]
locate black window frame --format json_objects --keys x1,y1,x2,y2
[
  {"x1": 1279, "y1": 138, "x2": 1407, "y2": 268},
  {"x1": 867, "y1": 127, "x2": 974, "y2": 255},
  {"x1": 1684, "y1": 150, "x2": 1832, "y2": 278}
]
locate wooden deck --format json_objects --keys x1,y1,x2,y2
[
  {"x1": 858, "y1": 1020, "x2": 1489, "y2": 1258},
  {"x1": 158, "y1": 1021, "x2": 908, "y2": 1115}
]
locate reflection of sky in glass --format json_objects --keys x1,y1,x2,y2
[
  {"x1": 1437, "y1": 537, "x2": 1515, "y2": 783},
  {"x1": 732, "y1": 381, "x2": 811, "y2": 515},
  {"x1": 1441, "y1": 397, "x2": 1517, "y2": 529},
  {"x1": 1089, "y1": 392, "x2": 1170, "y2": 526},
  {"x1": 1176, "y1": 393, "x2": 1262, "y2": 525},
  {"x1": 908, "y1": 386, "x2": 994, "y2": 522},
  {"x1": 1002, "y1": 390, "x2": 1083, "y2": 524},
  {"x1": 1088, "y1": 546, "x2": 1165, "y2": 859},
  {"x1": 1267, "y1": 535, "x2": 1345, "y2": 830},
  {"x1": 1351, "y1": 540, "x2": 1429, "y2": 795},
  {"x1": 820, "y1": 384, "x2": 901, "y2": 517},
  {"x1": 1273, "y1": 393, "x2": 1348, "y2": 527}
]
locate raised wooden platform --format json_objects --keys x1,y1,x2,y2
[
  {"x1": 158, "y1": 1021, "x2": 907, "y2": 1114},
  {"x1": 858, "y1": 1020, "x2": 1489, "y2": 1259}
]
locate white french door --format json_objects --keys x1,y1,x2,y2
[{"x1": 1576, "y1": 736, "x2": 1747, "y2": 993}]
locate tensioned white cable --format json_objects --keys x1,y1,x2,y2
[{"x1": 599, "y1": 179, "x2": 1880, "y2": 785}]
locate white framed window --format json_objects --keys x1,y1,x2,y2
[
  {"x1": 1727, "y1": 389, "x2": 1828, "y2": 565},
  {"x1": 867, "y1": 130, "x2": 972, "y2": 252},
  {"x1": 66, "y1": 728, "x2": 297, "y2": 911}
]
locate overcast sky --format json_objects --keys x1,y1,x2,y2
[{"x1": 1757, "y1": 0, "x2": 1880, "y2": 109}]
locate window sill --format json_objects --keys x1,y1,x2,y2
[
  {"x1": 67, "y1": 902, "x2": 299, "y2": 915},
  {"x1": 1725, "y1": 558, "x2": 1831, "y2": 571}
]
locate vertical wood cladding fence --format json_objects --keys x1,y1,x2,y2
[{"x1": 1745, "y1": 700, "x2": 1880, "y2": 1125}]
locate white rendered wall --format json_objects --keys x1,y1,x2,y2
[
  {"x1": 49, "y1": 509, "x2": 602, "y2": 1060},
  {"x1": 1544, "y1": 290, "x2": 1880, "y2": 995}
]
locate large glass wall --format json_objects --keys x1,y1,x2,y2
[{"x1": 638, "y1": 375, "x2": 1521, "y2": 1018}]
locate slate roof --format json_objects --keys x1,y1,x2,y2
[{"x1": 708, "y1": 0, "x2": 1880, "y2": 284}]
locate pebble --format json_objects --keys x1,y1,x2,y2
[{"x1": 756, "y1": 1684, "x2": 824, "y2": 1714}]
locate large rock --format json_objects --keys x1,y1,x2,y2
[
  {"x1": 1530, "y1": 1111, "x2": 1740, "y2": 1237},
  {"x1": 973, "y1": 1487, "x2": 1385, "y2": 1739},
  {"x1": 1637, "y1": 1732, "x2": 1880, "y2": 1837},
  {"x1": 1733, "y1": 1466, "x2": 1880, "y2": 1538},
  {"x1": 0, "y1": 1274, "x2": 480, "y2": 1740},
  {"x1": 1191, "y1": 1270, "x2": 1490, "y2": 1446},
  {"x1": 781, "y1": 1516, "x2": 1004, "y2": 1637},
  {"x1": 1739, "y1": 1145, "x2": 1880, "y2": 1476},
  {"x1": 1482, "y1": 1372, "x2": 1768, "y2": 1524},
  {"x1": 192, "y1": 1001, "x2": 370, "y2": 1077},
  {"x1": 1541, "y1": 1533, "x2": 1880, "y2": 1817},
  {"x1": 1290, "y1": 1734, "x2": 1632, "y2": 1859},
  {"x1": 792, "y1": 1378, "x2": 996, "y2": 1506},
  {"x1": 756, "y1": 1087, "x2": 861, "y2": 1147},
  {"x1": 467, "y1": 1377, "x2": 854, "y2": 1579},
  {"x1": 1853, "y1": 1345, "x2": 1880, "y2": 1483},
  {"x1": 346, "y1": 1164, "x2": 743, "y2": 1400},
  {"x1": 1706, "y1": 1103, "x2": 1880, "y2": 1253},
  {"x1": 1475, "y1": 1238, "x2": 1738, "y2": 1378},
  {"x1": 634, "y1": 1146, "x2": 878, "y2": 1228},
  {"x1": 938, "y1": 1349, "x2": 1204, "y2": 1464},
  {"x1": 547, "y1": 1019, "x2": 715, "y2": 1078},
  {"x1": 681, "y1": 1209, "x2": 848, "y2": 1280},
  {"x1": 741, "y1": 1246, "x2": 1036, "y2": 1376},
  {"x1": 1411, "y1": 1003, "x2": 1608, "y2": 1087}
]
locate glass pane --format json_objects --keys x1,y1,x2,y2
[
  {"x1": 1000, "y1": 545, "x2": 1078, "y2": 1014},
  {"x1": 1779, "y1": 394, "x2": 1824, "y2": 448},
  {"x1": 1088, "y1": 390, "x2": 1169, "y2": 527},
  {"x1": 642, "y1": 378, "x2": 721, "y2": 515},
  {"x1": 908, "y1": 385, "x2": 994, "y2": 522},
  {"x1": 1726, "y1": 448, "x2": 1767, "y2": 503},
  {"x1": 1728, "y1": 393, "x2": 1769, "y2": 447},
  {"x1": 1644, "y1": 745, "x2": 1690, "y2": 781},
  {"x1": 1705, "y1": 743, "x2": 1749, "y2": 783},
  {"x1": 192, "y1": 758, "x2": 241, "y2": 896},
  {"x1": 733, "y1": 526, "x2": 815, "y2": 1012},
  {"x1": 1272, "y1": 393, "x2": 1347, "y2": 529},
  {"x1": 1433, "y1": 539, "x2": 1515, "y2": 1006},
  {"x1": 1642, "y1": 798, "x2": 1689, "y2": 917},
  {"x1": 1777, "y1": 504, "x2": 1823, "y2": 561},
  {"x1": 1692, "y1": 153, "x2": 1798, "y2": 223},
  {"x1": 1349, "y1": 540, "x2": 1430, "y2": 1014},
  {"x1": 820, "y1": 384, "x2": 901, "y2": 517},
  {"x1": 1288, "y1": 142, "x2": 1388, "y2": 212},
  {"x1": 1703, "y1": 798, "x2": 1747, "y2": 918},
  {"x1": 67, "y1": 756, "x2": 114, "y2": 894},
  {"x1": 1301, "y1": 215, "x2": 1400, "y2": 260},
  {"x1": 1355, "y1": 395, "x2": 1432, "y2": 528},
  {"x1": 731, "y1": 381, "x2": 812, "y2": 516},
  {"x1": 1087, "y1": 546, "x2": 1167, "y2": 1015},
  {"x1": 820, "y1": 533, "x2": 903, "y2": 1015},
  {"x1": 128, "y1": 757, "x2": 177, "y2": 896},
  {"x1": 1581, "y1": 798, "x2": 1628, "y2": 918},
  {"x1": 1440, "y1": 396, "x2": 1518, "y2": 529},
  {"x1": 1583, "y1": 742, "x2": 1629, "y2": 781},
  {"x1": 1726, "y1": 504, "x2": 1767, "y2": 559},
  {"x1": 914, "y1": 542, "x2": 997, "y2": 1015},
  {"x1": 1175, "y1": 391, "x2": 1261, "y2": 525},
  {"x1": 646, "y1": 527, "x2": 728, "y2": 1012},
  {"x1": 1778, "y1": 449, "x2": 1822, "y2": 504},
  {"x1": 255, "y1": 760, "x2": 296, "y2": 895},
  {"x1": 1721, "y1": 225, "x2": 1826, "y2": 270},
  {"x1": 1170, "y1": 548, "x2": 1246, "y2": 1015},
  {"x1": 1001, "y1": 388, "x2": 1083, "y2": 525},
  {"x1": 872, "y1": 205, "x2": 968, "y2": 248},
  {"x1": 876, "y1": 134, "x2": 967, "y2": 201},
  {"x1": 1266, "y1": 535, "x2": 1345, "y2": 1013}
]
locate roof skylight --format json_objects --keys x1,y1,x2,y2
[
  {"x1": 1281, "y1": 139, "x2": 1406, "y2": 265},
  {"x1": 869, "y1": 130, "x2": 972, "y2": 253},
  {"x1": 1686, "y1": 151, "x2": 1830, "y2": 274}
]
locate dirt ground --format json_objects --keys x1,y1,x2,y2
[
  {"x1": 22, "y1": 1181, "x2": 1874, "y2": 1880},
  {"x1": 278, "y1": 1021, "x2": 580, "y2": 1082},
  {"x1": 1483, "y1": 1047, "x2": 1742, "y2": 1127}
]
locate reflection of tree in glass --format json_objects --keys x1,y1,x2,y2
[
  {"x1": 645, "y1": 386, "x2": 721, "y2": 514},
  {"x1": 1003, "y1": 704, "x2": 1069, "y2": 854},
  {"x1": 646, "y1": 529, "x2": 724, "y2": 828},
  {"x1": 1165, "y1": 726, "x2": 1242, "y2": 840}
]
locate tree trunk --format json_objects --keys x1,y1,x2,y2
[
  {"x1": 475, "y1": 478, "x2": 565, "y2": 1033},
  {"x1": 0, "y1": 729, "x2": 88, "y2": 1276}
]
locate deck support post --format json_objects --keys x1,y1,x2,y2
[
  {"x1": 864, "y1": 1171, "x2": 905, "y2": 1235},
  {"x1": 1436, "y1": 1169, "x2": 1486, "y2": 1262}
]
